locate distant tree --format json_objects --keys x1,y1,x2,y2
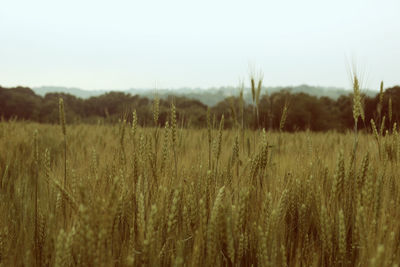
[
  {"x1": 0, "y1": 86, "x2": 41, "y2": 120},
  {"x1": 1, "y1": 84, "x2": 399, "y2": 132}
]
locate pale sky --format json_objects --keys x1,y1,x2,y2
[{"x1": 0, "y1": 0, "x2": 399, "y2": 90}]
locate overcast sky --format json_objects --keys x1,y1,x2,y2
[{"x1": 0, "y1": 0, "x2": 399, "y2": 90}]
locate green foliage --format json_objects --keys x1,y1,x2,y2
[{"x1": 1, "y1": 85, "x2": 400, "y2": 132}]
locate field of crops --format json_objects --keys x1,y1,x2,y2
[{"x1": 0, "y1": 102, "x2": 399, "y2": 267}]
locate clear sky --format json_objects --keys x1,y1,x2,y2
[{"x1": 0, "y1": 0, "x2": 399, "y2": 90}]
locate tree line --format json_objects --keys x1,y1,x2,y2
[{"x1": 1, "y1": 85, "x2": 399, "y2": 132}]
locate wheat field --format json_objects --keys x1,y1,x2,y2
[{"x1": 0, "y1": 103, "x2": 399, "y2": 267}]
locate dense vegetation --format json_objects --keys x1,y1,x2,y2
[
  {"x1": 0, "y1": 77, "x2": 399, "y2": 266},
  {"x1": 1, "y1": 85, "x2": 399, "y2": 131},
  {"x1": 32, "y1": 84, "x2": 378, "y2": 105},
  {"x1": 0, "y1": 107, "x2": 399, "y2": 266}
]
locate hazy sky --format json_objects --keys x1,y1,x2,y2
[{"x1": 1, "y1": 0, "x2": 399, "y2": 90}]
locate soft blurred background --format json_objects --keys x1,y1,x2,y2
[
  {"x1": 1, "y1": 0, "x2": 399, "y2": 89},
  {"x1": 1, "y1": 0, "x2": 399, "y2": 131}
]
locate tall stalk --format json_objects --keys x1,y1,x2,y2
[
  {"x1": 352, "y1": 75, "x2": 362, "y2": 173},
  {"x1": 207, "y1": 108, "x2": 212, "y2": 170},
  {"x1": 153, "y1": 93, "x2": 160, "y2": 170},
  {"x1": 171, "y1": 103, "x2": 178, "y2": 180},
  {"x1": 33, "y1": 130, "x2": 40, "y2": 266},
  {"x1": 59, "y1": 98, "x2": 67, "y2": 228}
]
